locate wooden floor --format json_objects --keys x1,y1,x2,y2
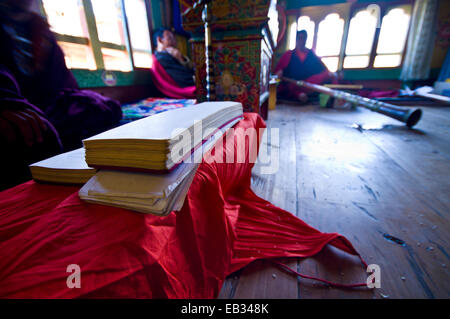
[{"x1": 219, "y1": 102, "x2": 450, "y2": 299}]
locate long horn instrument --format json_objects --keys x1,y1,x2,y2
[{"x1": 282, "y1": 77, "x2": 423, "y2": 127}]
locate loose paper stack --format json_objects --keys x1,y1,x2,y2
[
  {"x1": 79, "y1": 116, "x2": 240, "y2": 215},
  {"x1": 79, "y1": 163, "x2": 199, "y2": 215},
  {"x1": 29, "y1": 148, "x2": 96, "y2": 184},
  {"x1": 29, "y1": 101, "x2": 243, "y2": 215},
  {"x1": 83, "y1": 101, "x2": 243, "y2": 172}
]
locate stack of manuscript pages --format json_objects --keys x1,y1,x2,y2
[
  {"x1": 29, "y1": 148, "x2": 96, "y2": 185},
  {"x1": 79, "y1": 101, "x2": 243, "y2": 215},
  {"x1": 83, "y1": 102, "x2": 243, "y2": 172},
  {"x1": 30, "y1": 101, "x2": 243, "y2": 215}
]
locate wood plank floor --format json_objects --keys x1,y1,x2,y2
[{"x1": 218, "y1": 102, "x2": 450, "y2": 299}]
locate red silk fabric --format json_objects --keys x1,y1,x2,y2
[
  {"x1": 0, "y1": 113, "x2": 365, "y2": 298},
  {"x1": 275, "y1": 49, "x2": 337, "y2": 99},
  {"x1": 149, "y1": 55, "x2": 196, "y2": 99}
]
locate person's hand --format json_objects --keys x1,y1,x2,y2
[
  {"x1": 328, "y1": 71, "x2": 339, "y2": 84},
  {"x1": 166, "y1": 46, "x2": 185, "y2": 64},
  {"x1": 275, "y1": 69, "x2": 283, "y2": 79},
  {"x1": 0, "y1": 109, "x2": 47, "y2": 146}
]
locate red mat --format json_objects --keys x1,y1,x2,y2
[{"x1": 0, "y1": 113, "x2": 366, "y2": 298}]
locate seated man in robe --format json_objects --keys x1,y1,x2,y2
[
  {"x1": 0, "y1": 0, "x2": 122, "y2": 190},
  {"x1": 275, "y1": 30, "x2": 336, "y2": 103},
  {"x1": 153, "y1": 28, "x2": 195, "y2": 88}
]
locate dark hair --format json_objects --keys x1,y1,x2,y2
[
  {"x1": 296, "y1": 30, "x2": 308, "y2": 39},
  {"x1": 153, "y1": 27, "x2": 171, "y2": 46}
]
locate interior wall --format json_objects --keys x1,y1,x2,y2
[
  {"x1": 430, "y1": 0, "x2": 450, "y2": 70},
  {"x1": 150, "y1": 0, "x2": 165, "y2": 30},
  {"x1": 299, "y1": 2, "x2": 351, "y2": 24}
]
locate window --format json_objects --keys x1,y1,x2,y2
[
  {"x1": 315, "y1": 13, "x2": 344, "y2": 72},
  {"x1": 344, "y1": 7, "x2": 379, "y2": 68},
  {"x1": 41, "y1": 0, "x2": 152, "y2": 71},
  {"x1": 91, "y1": 0, "x2": 132, "y2": 71},
  {"x1": 288, "y1": 21, "x2": 297, "y2": 50},
  {"x1": 42, "y1": 0, "x2": 96, "y2": 70},
  {"x1": 58, "y1": 42, "x2": 96, "y2": 70},
  {"x1": 42, "y1": 0, "x2": 87, "y2": 38},
  {"x1": 374, "y1": 6, "x2": 411, "y2": 68},
  {"x1": 291, "y1": 2, "x2": 412, "y2": 72},
  {"x1": 297, "y1": 16, "x2": 315, "y2": 49},
  {"x1": 124, "y1": 0, "x2": 152, "y2": 68}
]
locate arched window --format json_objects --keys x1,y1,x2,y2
[
  {"x1": 315, "y1": 13, "x2": 344, "y2": 72},
  {"x1": 297, "y1": 16, "x2": 315, "y2": 49},
  {"x1": 344, "y1": 7, "x2": 379, "y2": 68},
  {"x1": 288, "y1": 21, "x2": 298, "y2": 50},
  {"x1": 374, "y1": 6, "x2": 411, "y2": 68}
]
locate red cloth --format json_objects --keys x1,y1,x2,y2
[
  {"x1": 149, "y1": 55, "x2": 196, "y2": 99},
  {"x1": 358, "y1": 89, "x2": 399, "y2": 99},
  {"x1": 275, "y1": 49, "x2": 337, "y2": 99},
  {"x1": 274, "y1": 49, "x2": 326, "y2": 77},
  {"x1": 0, "y1": 113, "x2": 366, "y2": 298},
  {"x1": 274, "y1": 50, "x2": 293, "y2": 74}
]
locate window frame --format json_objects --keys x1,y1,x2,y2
[
  {"x1": 341, "y1": 5, "x2": 379, "y2": 69},
  {"x1": 346, "y1": 0, "x2": 413, "y2": 70},
  {"x1": 40, "y1": 0, "x2": 153, "y2": 71},
  {"x1": 314, "y1": 12, "x2": 346, "y2": 72},
  {"x1": 295, "y1": 0, "x2": 413, "y2": 72}
]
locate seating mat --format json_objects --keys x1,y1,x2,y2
[{"x1": 120, "y1": 98, "x2": 196, "y2": 124}]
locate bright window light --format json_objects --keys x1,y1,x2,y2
[
  {"x1": 346, "y1": 9, "x2": 378, "y2": 56},
  {"x1": 124, "y1": 0, "x2": 151, "y2": 53},
  {"x1": 101, "y1": 48, "x2": 132, "y2": 72},
  {"x1": 321, "y1": 57, "x2": 339, "y2": 72},
  {"x1": 42, "y1": 0, "x2": 88, "y2": 37},
  {"x1": 343, "y1": 55, "x2": 370, "y2": 68},
  {"x1": 316, "y1": 13, "x2": 344, "y2": 57},
  {"x1": 91, "y1": 0, "x2": 126, "y2": 45},
  {"x1": 288, "y1": 22, "x2": 297, "y2": 50},
  {"x1": 376, "y1": 8, "x2": 411, "y2": 54},
  {"x1": 58, "y1": 41, "x2": 96, "y2": 70},
  {"x1": 133, "y1": 52, "x2": 152, "y2": 68},
  {"x1": 374, "y1": 54, "x2": 402, "y2": 68}
]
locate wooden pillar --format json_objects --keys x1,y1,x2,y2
[{"x1": 182, "y1": 0, "x2": 276, "y2": 119}]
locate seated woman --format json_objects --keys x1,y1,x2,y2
[
  {"x1": 275, "y1": 30, "x2": 336, "y2": 103},
  {"x1": 0, "y1": 0, "x2": 122, "y2": 190}
]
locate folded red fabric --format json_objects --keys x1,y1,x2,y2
[
  {"x1": 0, "y1": 113, "x2": 366, "y2": 298},
  {"x1": 150, "y1": 55, "x2": 196, "y2": 99}
]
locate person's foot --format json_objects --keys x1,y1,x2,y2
[{"x1": 297, "y1": 92, "x2": 308, "y2": 104}]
